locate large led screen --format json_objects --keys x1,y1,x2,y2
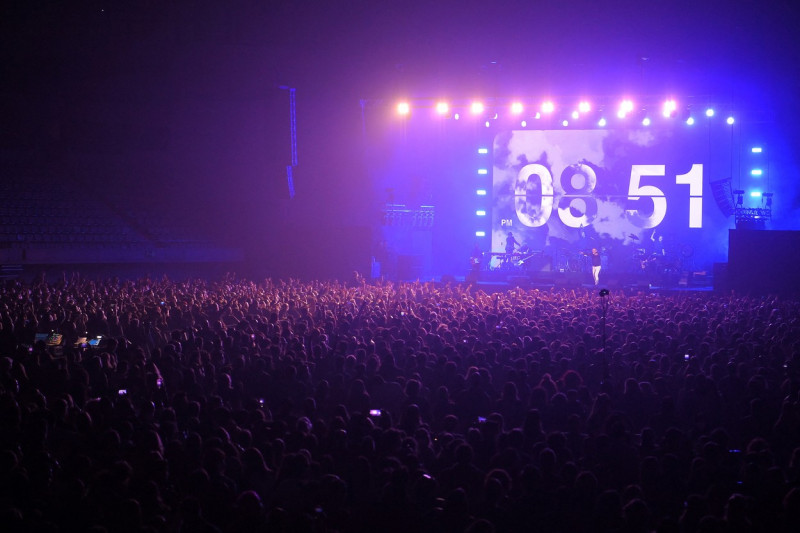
[{"x1": 492, "y1": 129, "x2": 732, "y2": 274}]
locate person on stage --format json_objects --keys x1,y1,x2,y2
[
  {"x1": 505, "y1": 232, "x2": 520, "y2": 255},
  {"x1": 504, "y1": 232, "x2": 520, "y2": 268},
  {"x1": 470, "y1": 243, "x2": 482, "y2": 271},
  {"x1": 590, "y1": 247, "x2": 602, "y2": 286},
  {"x1": 651, "y1": 229, "x2": 666, "y2": 257}
]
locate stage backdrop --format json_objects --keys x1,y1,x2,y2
[{"x1": 491, "y1": 128, "x2": 733, "y2": 274}]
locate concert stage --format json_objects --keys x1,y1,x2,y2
[{"x1": 466, "y1": 267, "x2": 712, "y2": 292}]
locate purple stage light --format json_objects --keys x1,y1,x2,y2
[
  {"x1": 435, "y1": 101, "x2": 449, "y2": 115},
  {"x1": 726, "y1": 116, "x2": 735, "y2": 125},
  {"x1": 619, "y1": 99, "x2": 634, "y2": 117},
  {"x1": 541, "y1": 101, "x2": 555, "y2": 114},
  {"x1": 397, "y1": 102, "x2": 410, "y2": 115},
  {"x1": 578, "y1": 101, "x2": 591, "y2": 113},
  {"x1": 510, "y1": 102, "x2": 524, "y2": 114},
  {"x1": 471, "y1": 101, "x2": 485, "y2": 114},
  {"x1": 662, "y1": 99, "x2": 677, "y2": 117}
]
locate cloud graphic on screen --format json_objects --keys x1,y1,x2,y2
[
  {"x1": 628, "y1": 129, "x2": 656, "y2": 147},
  {"x1": 593, "y1": 199, "x2": 643, "y2": 243}
]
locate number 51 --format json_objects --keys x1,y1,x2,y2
[{"x1": 626, "y1": 164, "x2": 703, "y2": 228}]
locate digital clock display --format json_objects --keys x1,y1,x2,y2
[{"x1": 491, "y1": 129, "x2": 731, "y2": 270}]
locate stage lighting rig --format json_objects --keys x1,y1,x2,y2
[{"x1": 734, "y1": 191, "x2": 772, "y2": 229}]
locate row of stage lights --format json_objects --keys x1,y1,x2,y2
[{"x1": 395, "y1": 99, "x2": 735, "y2": 127}]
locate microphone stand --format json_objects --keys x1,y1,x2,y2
[{"x1": 599, "y1": 288, "x2": 609, "y2": 381}]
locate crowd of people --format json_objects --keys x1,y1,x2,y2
[{"x1": 1, "y1": 272, "x2": 799, "y2": 532}]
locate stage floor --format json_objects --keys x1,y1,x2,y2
[{"x1": 452, "y1": 269, "x2": 715, "y2": 293}]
